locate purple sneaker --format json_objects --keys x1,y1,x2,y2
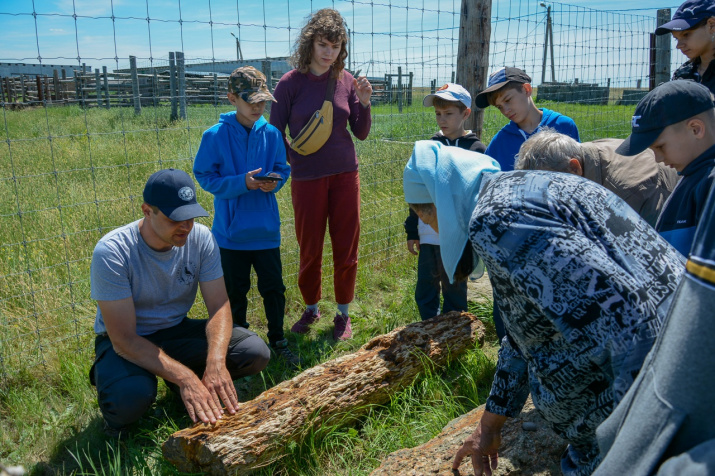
[
  {"x1": 333, "y1": 313, "x2": 352, "y2": 341},
  {"x1": 291, "y1": 308, "x2": 321, "y2": 334}
]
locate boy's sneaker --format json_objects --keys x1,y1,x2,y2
[
  {"x1": 333, "y1": 313, "x2": 352, "y2": 341},
  {"x1": 291, "y1": 308, "x2": 321, "y2": 334},
  {"x1": 271, "y1": 339, "x2": 301, "y2": 369}
]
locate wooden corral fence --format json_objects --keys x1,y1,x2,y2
[
  {"x1": 369, "y1": 67, "x2": 414, "y2": 111},
  {"x1": 1, "y1": 54, "x2": 415, "y2": 118}
]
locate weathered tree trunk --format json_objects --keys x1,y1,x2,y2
[
  {"x1": 163, "y1": 312, "x2": 485, "y2": 475},
  {"x1": 457, "y1": 0, "x2": 492, "y2": 137},
  {"x1": 371, "y1": 396, "x2": 565, "y2": 476}
]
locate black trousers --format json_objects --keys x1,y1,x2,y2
[
  {"x1": 90, "y1": 318, "x2": 270, "y2": 429},
  {"x1": 219, "y1": 247, "x2": 286, "y2": 346}
]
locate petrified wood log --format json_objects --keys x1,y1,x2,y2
[
  {"x1": 371, "y1": 396, "x2": 566, "y2": 476},
  {"x1": 163, "y1": 311, "x2": 485, "y2": 475}
]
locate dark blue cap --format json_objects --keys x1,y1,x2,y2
[
  {"x1": 616, "y1": 80, "x2": 715, "y2": 156},
  {"x1": 142, "y1": 168, "x2": 208, "y2": 221},
  {"x1": 474, "y1": 67, "x2": 532, "y2": 109},
  {"x1": 655, "y1": 0, "x2": 715, "y2": 35}
]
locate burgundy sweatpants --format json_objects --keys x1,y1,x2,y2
[{"x1": 291, "y1": 170, "x2": 360, "y2": 305}]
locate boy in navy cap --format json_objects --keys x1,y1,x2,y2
[
  {"x1": 194, "y1": 66, "x2": 297, "y2": 367},
  {"x1": 89, "y1": 169, "x2": 271, "y2": 437},
  {"x1": 475, "y1": 66, "x2": 580, "y2": 171},
  {"x1": 404, "y1": 83, "x2": 486, "y2": 321},
  {"x1": 656, "y1": 0, "x2": 715, "y2": 95},
  {"x1": 617, "y1": 79, "x2": 715, "y2": 255}
]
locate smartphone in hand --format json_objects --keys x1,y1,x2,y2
[{"x1": 253, "y1": 175, "x2": 282, "y2": 182}]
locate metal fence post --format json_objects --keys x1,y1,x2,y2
[{"x1": 176, "y1": 51, "x2": 187, "y2": 120}]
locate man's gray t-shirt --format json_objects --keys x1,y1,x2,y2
[{"x1": 90, "y1": 220, "x2": 223, "y2": 335}]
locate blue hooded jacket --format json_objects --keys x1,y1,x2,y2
[
  {"x1": 485, "y1": 108, "x2": 580, "y2": 171},
  {"x1": 193, "y1": 113, "x2": 290, "y2": 250}
]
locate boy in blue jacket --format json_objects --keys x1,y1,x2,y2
[
  {"x1": 475, "y1": 67, "x2": 580, "y2": 171},
  {"x1": 194, "y1": 66, "x2": 297, "y2": 367}
]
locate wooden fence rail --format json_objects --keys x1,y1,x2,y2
[{"x1": 0, "y1": 56, "x2": 415, "y2": 116}]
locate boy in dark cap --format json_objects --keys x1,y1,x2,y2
[
  {"x1": 193, "y1": 67, "x2": 297, "y2": 367},
  {"x1": 617, "y1": 79, "x2": 715, "y2": 255},
  {"x1": 655, "y1": 0, "x2": 715, "y2": 95},
  {"x1": 475, "y1": 66, "x2": 580, "y2": 171}
]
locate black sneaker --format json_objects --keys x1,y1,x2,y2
[
  {"x1": 103, "y1": 419, "x2": 129, "y2": 440},
  {"x1": 271, "y1": 339, "x2": 301, "y2": 369}
]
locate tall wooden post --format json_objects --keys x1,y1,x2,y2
[
  {"x1": 36, "y1": 75, "x2": 44, "y2": 103},
  {"x1": 102, "y1": 66, "x2": 110, "y2": 108},
  {"x1": 95, "y1": 68, "x2": 102, "y2": 107},
  {"x1": 176, "y1": 51, "x2": 187, "y2": 120},
  {"x1": 169, "y1": 52, "x2": 178, "y2": 121},
  {"x1": 654, "y1": 9, "x2": 672, "y2": 88},
  {"x1": 53, "y1": 69, "x2": 60, "y2": 101},
  {"x1": 130, "y1": 55, "x2": 141, "y2": 115},
  {"x1": 456, "y1": 0, "x2": 492, "y2": 137},
  {"x1": 153, "y1": 69, "x2": 159, "y2": 107},
  {"x1": 213, "y1": 73, "x2": 218, "y2": 107}
]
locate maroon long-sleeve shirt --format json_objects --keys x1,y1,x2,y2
[{"x1": 269, "y1": 68, "x2": 372, "y2": 181}]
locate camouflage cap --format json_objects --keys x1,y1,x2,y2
[{"x1": 228, "y1": 66, "x2": 276, "y2": 103}]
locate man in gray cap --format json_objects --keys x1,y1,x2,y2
[{"x1": 89, "y1": 168, "x2": 270, "y2": 437}]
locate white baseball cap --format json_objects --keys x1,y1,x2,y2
[{"x1": 423, "y1": 83, "x2": 472, "y2": 109}]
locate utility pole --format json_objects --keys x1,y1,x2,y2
[
  {"x1": 230, "y1": 32, "x2": 243, "y2": 61},
  {"x1": 540, "y1": 3, "x2": 555, "y2": 84}
]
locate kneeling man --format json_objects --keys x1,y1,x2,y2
[{"x1": 90, "y1": 168, "x2": 270, "y2": 436}]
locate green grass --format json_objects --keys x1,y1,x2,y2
[{"x1": 0, "y1": 98, "x2": 633, "y2": 474}]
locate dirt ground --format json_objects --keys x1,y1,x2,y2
[{"x1": 467, "y1": 274, "x2": 493, "y2": 303}]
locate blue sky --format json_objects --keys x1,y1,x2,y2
[{"x1": 0, "y1": 1, "x2": 680, "y2": 86}]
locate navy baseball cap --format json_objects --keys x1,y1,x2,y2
[
  {"x1": 143, "y1": 168, "x2": 208, "y2": 221},
  {"x1": 655, "y1": 0, "x2": 715, "y2": 35},
  {"x1": 616, "y1": 80, "x2": 715, "y2": 156},
  {"x1": 474, "y1": 67, "x2": 532, "y2": 109}
]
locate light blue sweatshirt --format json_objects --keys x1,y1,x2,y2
[{"x1": 193, "y1": 113, "x2": 290, "y2": 250}]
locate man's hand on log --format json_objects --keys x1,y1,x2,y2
[
  {"x1": 452, "y1": 411, "x2": 506, "y2": 475},
  {"x1": 179, "y1": 372, "x2": 227, "y2": 425},
  {"x1": 202, "y1": 360, "x2": 239, "y2": 416}
]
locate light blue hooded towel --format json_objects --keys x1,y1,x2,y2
[{"x1": 403, "y1": 140, "x2": 501, "y2": 283}]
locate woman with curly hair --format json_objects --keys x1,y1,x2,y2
[{"x1": 270, "y1": 8, "x2": 372, "y2": 341}]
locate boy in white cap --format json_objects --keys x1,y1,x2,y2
[{"x1": 404, "y1": 83, "x2": 486, "y2": 321}]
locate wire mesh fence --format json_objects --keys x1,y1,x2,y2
[{"x1": 0, "y1": 0, "x2": 678, "y2": 380}]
